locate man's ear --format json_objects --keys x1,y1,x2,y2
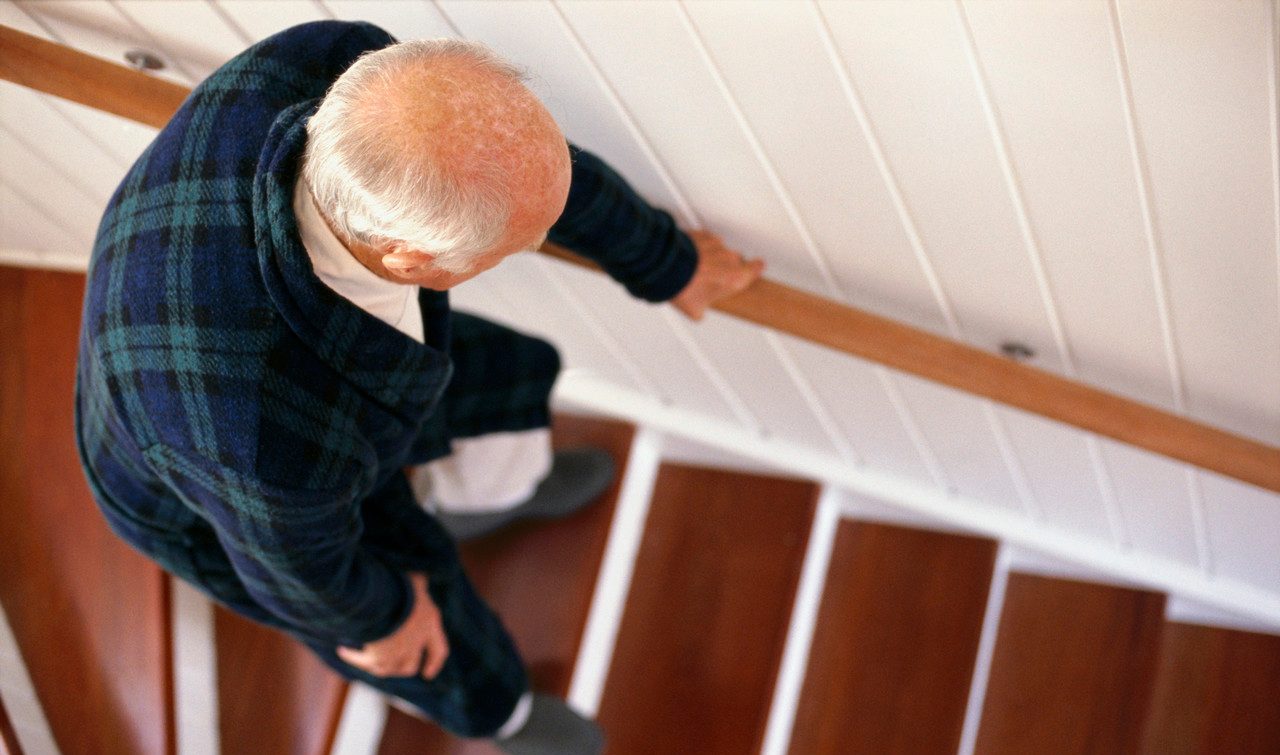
[{"x1": 381, "y1": 246, "x2": 434, "y2": 277}]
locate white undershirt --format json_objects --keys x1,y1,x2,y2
[
  {"x1": 293, "y1": 179, "x2": 551, "y2": 514},
  {"x1": 293, "y1": 178, "x2": 425, "y2": 342}
]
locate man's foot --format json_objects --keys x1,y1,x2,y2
[
  {"x1": 495, "y1": 694, "x2": 604, "y2": 755},
  {"x1": 434, "y1": 448, "x2": 615, "y2": 540}
]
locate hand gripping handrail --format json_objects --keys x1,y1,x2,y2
[{"x1": 4, "y1": 24, "x2": 1278, "y2": 494}]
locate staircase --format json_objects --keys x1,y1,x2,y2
[{"x1": 3, "y1": 265, "x2": 1280, "y2": 755}]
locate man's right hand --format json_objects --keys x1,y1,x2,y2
[
  {"x1": 671, "y1": 229, "x2": 765, "y2": 321},
  {"x1": 337, "y1": 572, "x2": 449, "y2": 679}
]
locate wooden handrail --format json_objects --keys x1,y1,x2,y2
[
  {"x1": 4, "y1": 24, "x2": 1279, "y2": 494},
  {"x1": 0, "y1": 25, "x2": 189, "y2": 129}
]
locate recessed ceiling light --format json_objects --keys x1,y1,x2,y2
[
  {"x1": 1000, "y1": 341, "x2": 1035, "y2": 361},
  {"x1": 123, "y1": 49, "x2": 165, "y2": 72}
]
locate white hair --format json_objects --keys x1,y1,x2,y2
[{"x1": 302, "y1": 39, "x2": 527, "y2": 273}]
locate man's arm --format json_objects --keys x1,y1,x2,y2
[
  {"x1": 550, "y1": 144, "x2": 763, "y2": 318},
  {"x1": 146, "y1": 443, "x2": 417, "y2": 648}
]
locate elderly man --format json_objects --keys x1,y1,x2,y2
[{"x1": 75, "y1": 19, "x2": 759, "y2": 755}]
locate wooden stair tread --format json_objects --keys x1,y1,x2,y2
[
  {"x1": 1140, "y1": 622, "x2": 1280, "y2": 754},
  {"x1": 378, "y1": 414, "x2": 633, "y2": 753},
  {"x1": 0, "y1": 268, "x2": 173, "y2": 755},
  {"x1": 0, "y1": 691, "x2": 19, "y2": 755},
  {"x1": 789, "y1": 522, "x2": 997, "y2": 754},
  {"x1": 596, "y1": 464, "x2": 817, "y2": 755},
  {"x1": 976, "y1": 573, "x2": 1165, "y2": 755},
  {"x1": 214, "y1": 606, "x2": 347, "y2": 755}
]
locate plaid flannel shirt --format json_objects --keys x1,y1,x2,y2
[{"x1": 75, "y1": 20, "x2": 696, "y2": 648}]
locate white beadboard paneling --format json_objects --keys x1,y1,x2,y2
[
  {"x1": 553, "y1": 0, "x2": 826, "y2": 295},
  {"x1": 1, "y1": 129, "x2": 103, "y2": 252},
  {"x1": 1118, "y1": 0, "x2": 1280, "y2": 445},
  {"x1": 693, "y1": 312, "x2": 843, "y2": 454},
  {"x1": 892, "y1": 376, "x2": 1025, "y2": 514},
  {"x1": 113, "y1": 0, "x2": 248, "y2": 81},
  {"x1": 44, "y1": 95, "x2": 159, "y2": 171},
  {"x1": 780, "y1": 336, "x2": 939, "y2": 487},
  {"x1": 435, "y1": 0, "x2": 688, "y2": 224},
  {"x1": 959, "y1": 0, "x2": 1176, "y2": 409},
  {"x1": 816, "y1": 0, "x2": 1067, "y2": 371},
  {"x1": 0, "y1": 182, "x2": 85, "y2": 255},
  {"x1": 545, "y1": 261, "x2": 742, "y2": 425},
  {"x1": 460, "y1": 253, "x2": 647, "y2": 393},
  {"x1": 212, "y1": 0, "x2": 330, "y2": 42},
  {"x1": 16, "y1": 0, "x2": 202, "y2": 86},
  {"x1": 1200, "y1": 471, "x2": 1280, "y2": 591},
  {"x1": 0, "y1": 85, "x2": 127, "y2": 204},
  {"x1": 681, "y1": 0, "x2": 952, "y2": 336},
  {"x1": 0, "y1": 0, "x2": 152, "y2": 170},
  {"x1": 1099, "y1": 439, "x2": 1200, "y2": 565},
  {"x1": 321, "y1": 0, "x2": 456, "y2": 42},
  {"x1": 995, "y1": 408, "x2": 1114, "y2": 541}
]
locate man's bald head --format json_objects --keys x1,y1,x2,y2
[{"x1": 303, "y1": 39, "x2": 571, "y2": 279}]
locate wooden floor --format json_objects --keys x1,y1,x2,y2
[
  {"x1": 596, "y1": 465, "x2": 816, "y2": 755},
  {"x1": 1140, "y1": 622, "x2": 1280, "y2": 754},
  {"x1": 789, "y1": 523, "x2": 997, "y2": 754},
  {"x1": 976, "y1": 574, "x2": 1165, "y2": 755},
  {"x1": 0, "y1": 267, "x2": 173, "y2": 755},
  {"x1": 378, "y1": 414, "x2": 634, "y2": 754}
]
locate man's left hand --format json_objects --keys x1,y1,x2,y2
[{"x1": 671, "y1": 230, "x2": 765, "y2": 321}]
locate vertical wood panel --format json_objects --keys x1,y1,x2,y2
[
  {"x1": 321, "y1": 0, "x2": 456, "y2": 42},
  {"x1": 0, "y1": 126, "x2": 103, "y2": 249},
  {"x1": 545, "y1": 263, "x2": 742, "y2": 425},
  {"x1": 780, "y1": 336, "x2": 939, "y2": 486},
  {"x1": 376, "y1": 414, "x2": 633, "y2": 754},
  {"x1": 14, "y1": 0, "x2": 199, "y2": 86},
  {"x1": 1117, "y1": 0, "x2": 1280, "y2": 445},
  {"x1": 1100, "y1": 441, "x2": 1199, "y2": 565},
  {"x1": 0, "y1": 267, "x2": 173, "y2": 755},
  {"x1": 816, "y1": 0, "x2": 1065, "y2": 368},
  {"x1": 0, "y1": 693, "x2": 17, "y2": 755},
  {"x1": 1199, "y1": 472, "x2": 1280, "y2": 593},
  {"x1": 976, "y1": 574, "x2": 1165, "y2": 754},
  {"x1": 789, "y1": 522, "x2": 997, "y2": 754},
  {"x1": 1140, "y1": 622, "x2": 1280, "y2": 755},
  {"x1": 554, "y1": 0, "x2": 819, "y2": 294},
  {"x1": 682, "y1": 0, "x2": 947, "y2": 332},
  {"x1": 0, "y1": 84, "x2": 130, "y2": 204},
  {"x1": 893, "y1": 376, "x2": 1025, "y2": 512},
  {"x1": 211, "y1": 0, "x2": 330, "y2": 42},
  {"x1": 597, "y1": 465, "x2": 816, "y2": 754}
]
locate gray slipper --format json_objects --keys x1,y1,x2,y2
[
  {"x1": 495, "y1": 694, "x2": 604, "y2": 755},
  {"x1": 434, "y1": 447, "x2": 616, "y2": 540}
]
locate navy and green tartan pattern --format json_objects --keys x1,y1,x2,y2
[
  {"x1": 75, "y1": 20, "x2": 696, "y2": 737},
  {"x1": 306, "y1": 565, "x2": 529, "y2": 739}
]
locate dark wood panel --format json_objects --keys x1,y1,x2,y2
[
  {"x1": 378, "y1": 414, "x2": 633, "y2": 754},
  {"x1": 789, "y1": 523, "x2": 997, "y2": 754},
  {"x1": 0, "y1": 267, "x2": 174, "y2": 755},
  {"x1": 596, "y1": 465, "x2": 816, "y2": 755},
  {"x1": 0, "y1": 691, "x2": 20, "y2": 755},
  {"x1": 215, "y1": 606, "x2": 347, "y2": 755},
  {"x1": 976, "y1": 574, "x2": 1165, "y2": 755},
  {"x1": 1140, "y1": 622, "x2": 1280, "y2": 755}
]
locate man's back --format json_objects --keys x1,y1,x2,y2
[{"x1": 75, "y1": 20, "x2": 463, "y2": 648}]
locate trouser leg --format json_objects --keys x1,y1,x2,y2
[
  {"x1": 411, "y1": 428, "x2": 553, "y2": 513},
  {"x1": 300, "y1": 565, "x2": 529, "y2": 739}
]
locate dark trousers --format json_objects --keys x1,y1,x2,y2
[{"x1": 299, "y1": 567, "x2": 529, "y2": 739}]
